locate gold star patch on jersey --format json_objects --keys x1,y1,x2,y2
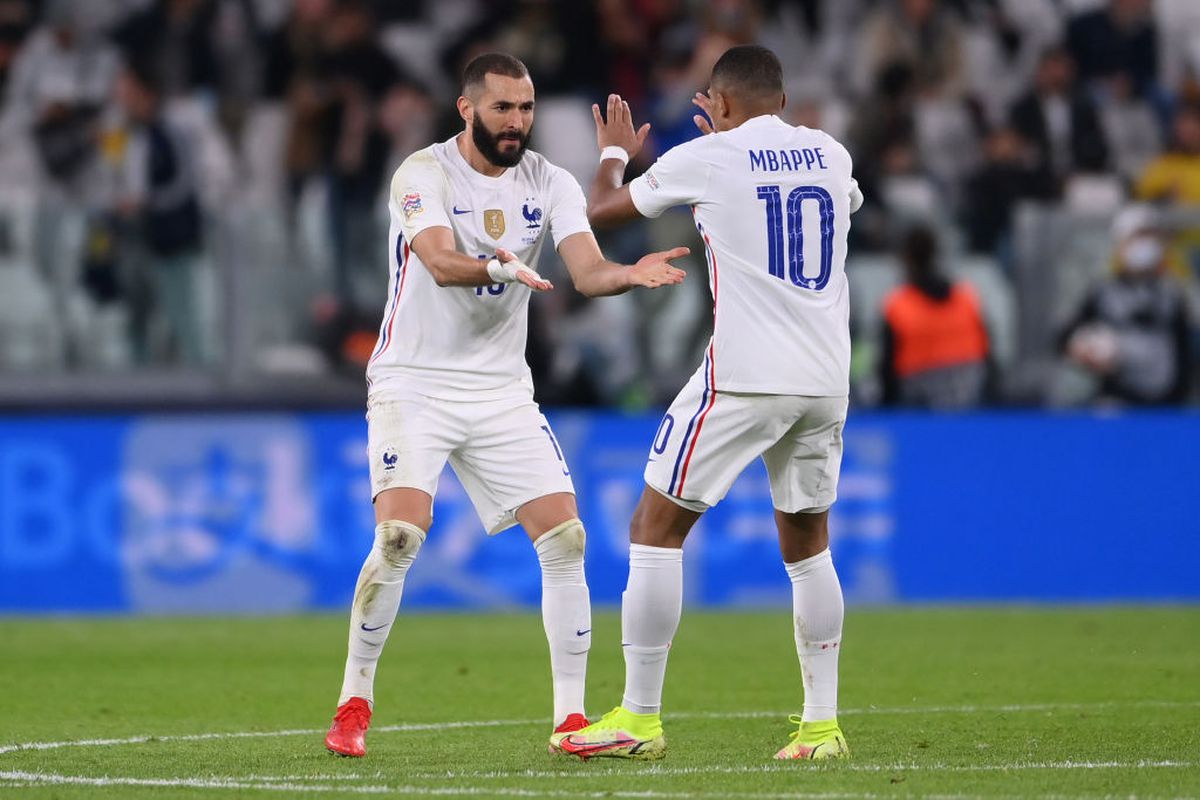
[{"x1": 483, "y1": 209, "x2": 506, "y2": 239}]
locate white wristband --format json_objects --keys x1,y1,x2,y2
[
  {"x1": 487, "y1": 257, "x2": 538, "y2": 284},
  {"x1": 600, "y1": 146, "x2": 630, "y2": 166}
]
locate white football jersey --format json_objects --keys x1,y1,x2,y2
[
  {"x1": 367, "y1": 137, "x2": 591, "y2": 399},
  {"x1": 629, "y1": 115, "x2": 857, "y2": 396}
]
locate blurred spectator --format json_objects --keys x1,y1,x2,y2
[
  {"x1": 1066, "y1": 0, "x2": 1158, "y2": 97},
  {"x1": 1099, "y1": 73, "x2": 1162, "y2": 184},
  {"x1": 263, "y1": 0, "x2": 333, "y2": 198},
  {"x1": 1135, "y1": 103, "x2": 1200, "y2": 205},
  {"x1": 879, "y1": 225, "x2": 990, "y2": 408},
  {"x1": 111, "y1": 0, "x2": 261, "y2": 130},
  {"x1": 961, "y1": 0, "x2": 1063, "y2": 126},
  {"x1": 322, "y1": 0, "x2": 402, "y2": 311},
  {"x1": 0, "y1": 0, "x2": 31, "y2": 99},
  {"x1": 853, "y1": 0, "x2": 968, "y2": 102},
  {"x1": 2, "y1": 1, "x2": 118, "y2": 185},
  {"x1": 0, "y1": 0, "x2": 121, "y2": 363},
  {"x1": 1009, "y1": 47, "x2": 1109, "y2": 189},
  {"x1": 112, "y1": 64, "x2": 210, "y2": 365},
  {"x1": 962, "y1": 125, "x2": 1055, "y2": 256},
  {"x1": 1060, "y1": 206, "x2": 1190, "y2": 405}
]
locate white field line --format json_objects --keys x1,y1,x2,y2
[
  {"x1": 400, "y1": 759, "x2": 1199, "y2": 781},
  {"x1": 1, "y1": 700, "x2": 1197, "y2": 758},
  {"x1": 0, "y1": 718, "x2": 534, "y2": 756},
  {"x1": 0, "y1": 771, "x2": 929, "y2": 799},
  {"x1": 681, "y1": 700, "x2": 1200, "y2": 720},
  {"x1": 1, "y1": 772, "x2": 1191, "y2": 800}
]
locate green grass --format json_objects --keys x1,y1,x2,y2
[{"x1": 1, "y1": 608, "x2": 1198, "y2": 799}]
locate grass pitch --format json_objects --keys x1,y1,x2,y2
[{"x1": 0, "y1": 607, "x2": 1197, "y2": 799}]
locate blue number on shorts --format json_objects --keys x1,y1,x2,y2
[
  {"x1": 652, "y1": 414, "x2": 675, "y2": 455},
  {"x1": 474, "y1": 254, "x2": 507, "y2": 296},
  {"x1": 755, "y1": 184, "x2": 835, "y2": 291},
  {"x1": 540, "y1": 424, "x2": 571, "y2": 476}
]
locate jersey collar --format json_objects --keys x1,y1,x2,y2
[{"x1": 448, "y1": 133, "x2": 515, "y2": 188}]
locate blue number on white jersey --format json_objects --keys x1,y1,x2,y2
[{"x1": 755, "y1": 184, "x2": 835, "y2": 291}]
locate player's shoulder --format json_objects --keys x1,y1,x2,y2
[
  {"x1": 391, "y1": 145, "x2": 447, "y2": 190},
  {"x1": 795, "y1": 125, "x2": 853, "y2": 165}
]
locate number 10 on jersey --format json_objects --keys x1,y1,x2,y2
[{"x1": 755, "y1": 184, "x2": 835, "y2": 291}]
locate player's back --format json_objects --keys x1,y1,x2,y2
[{"x1": 632, "y1": 115, "x2": 854, "y2": 396}]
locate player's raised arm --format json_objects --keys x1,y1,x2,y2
[
  {"x1": 410, "y1": 227, "x2": 552, "y2": 291},
  {"x1": 556, "y1": 231, "x2": 687, "y2": 297},
  {"x1": 587, "y1": 94, "x2": 650, "y2": 229}
]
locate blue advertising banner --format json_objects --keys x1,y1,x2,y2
[{"x1": 1, "y1": 410, "x2": 1197, "y2": 614}]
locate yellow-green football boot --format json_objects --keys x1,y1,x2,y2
[
  {"x1": 557, "y1": 706, "x2": 666, "y2": 760},
  {"x1": 774, "y1": 716, "x2": 850, "y2": 760}
]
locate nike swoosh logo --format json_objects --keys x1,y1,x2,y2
[
  {"x1": 452, "y1": 206, "x2": 471, "y2": 215},
  {"x1": 360, "y1": 623, "x2": 389, "y2": 632},
  {"x1": 576, "y1": 629, "x2": 591, "y2": 636},
  {"x1": 564, "y1": 734, "x2": 639, "y2": 755}
]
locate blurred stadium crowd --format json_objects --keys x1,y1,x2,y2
[{"x1": 0, "y1": 0, "x2": 1198, "y2": 408}]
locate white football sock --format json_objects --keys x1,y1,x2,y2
[
  {"x1": 534, "y1": 519, "x2": 591, "y2": 727},
  {"x1": 338, "y1": 520, "x2": 425, "y2": 706},
  {"x1": 784, "y1": 548, "x2": 844, "y2": 722},
  {"x1": 621, "y1": 543, "x2": 683, "y2": 715}
]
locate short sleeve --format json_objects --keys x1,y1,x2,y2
[
  {"x1": 628, "y1": 141, "x2": 710, "y2": 218},
  {"x1": 389, "y1": 149, "x2": 452, "y2": 242},
  {"x1": 547, "y1": 166, "x2": 593, "y2": 247}
]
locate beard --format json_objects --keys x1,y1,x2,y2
[{"x1": 472, "y1": 115, "x2": 530, "y2": 168}]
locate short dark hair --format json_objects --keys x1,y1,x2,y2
[
  {"x1": 462, "y1": 52, "x2": 529, "y2": 96},
  {"x1": 709, "y1": 45, "x2": 783, "y2": 101}
]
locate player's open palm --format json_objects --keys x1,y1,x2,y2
[
  {"x1": 592, "y1": 94, "x2": 650, "y2": 160},
  {"x1": 495, "y1": 247, "x2": 554, "y2": 292},
  {"x1": 629, "y1": 246, "x2": 689, "y2": 289}
]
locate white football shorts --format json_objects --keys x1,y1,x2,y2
[
  {"x1": 367, "y1": 390, "x2": 575, "y2": 534},
  {"x1": 644, "y1": 365, "x2": 848, "y2": 513}
]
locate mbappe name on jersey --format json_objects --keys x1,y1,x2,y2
[{"x1": 748, "y1": 147, "x2": 827, "y2": 172}]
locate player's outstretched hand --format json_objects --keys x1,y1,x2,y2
[
  {"x1": 629, "y1": 246, "x2": 689, "y2": 289},
  {"x1": 692, "y1": 92, "x2": 715, "y2": 135},
  {"x1": 592, "y1": 94, "x2": 650, "y2": 160},
  {"x1": 495, "y1": 247, "x2": 554, "y2": 292}
]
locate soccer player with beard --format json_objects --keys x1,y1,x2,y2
[{"x1": 323, "y1": 53, "x2": 690, "y2": 758}]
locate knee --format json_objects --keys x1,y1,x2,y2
[
  {"x1": 630, "y1": 492, "x2": 698, "y2": 548},
  {"x1": 535, "y1": 518, "x2": 586, "y2": 562},
  {"x1": 374, "y1": 520, "x2": 426, "y2": 567}
]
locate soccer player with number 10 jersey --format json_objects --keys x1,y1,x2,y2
[{"x1": 556, "y1": 44, "x2": 864, "y2": 763}]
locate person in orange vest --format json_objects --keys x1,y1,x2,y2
[{"x1": 879, "y1": 225, "x2": 990, "y2": 408}]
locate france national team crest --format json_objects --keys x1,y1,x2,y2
[
  {"x1": 484, "y1": 209, "x2": 505, "y2": 239},
  {"x1": 522, "y1": 202, "x2": 542, "y2": 228}
]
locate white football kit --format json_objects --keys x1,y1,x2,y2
[
  {"x1": 365, "y1": 137, "x2": 591, "y2": 532},
  {"x1": 632, "y1": 115, "x2": 859, "y2": 512}
]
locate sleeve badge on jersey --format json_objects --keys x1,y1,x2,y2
[
  {"x1": 645, "y1": 171, "x2": 661, "y2": 190},
  {"x1": 401, "y1": 192, "x2": 423, "y2": 219}
]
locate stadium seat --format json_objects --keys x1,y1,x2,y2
[{"x1": 0, "y1": 261, "x2": 65, "y2": 370}]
